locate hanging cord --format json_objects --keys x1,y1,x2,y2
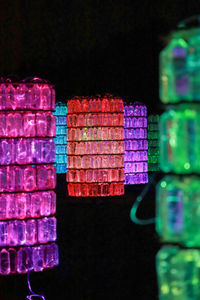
[
  {"x1": 130, "y1": 173, "x2": 157, "y2": 225},
  {"x1": 26, "y1": 271, "x2": 46, "y2": 300}
]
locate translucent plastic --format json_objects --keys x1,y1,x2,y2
[
  {"x1": 0, "y1": 217, "x2": 56, "y2": 247},
  {"x1": 160, "y1": 103, "x2": 200, "y2": 173},
  {"x1": 53, "y1": 102, "x2": 67, "y2": 174},
  {"x1": 0, "y1": 83, "x2": 55, "y2": 111},
  {"x1": 67, "y1": 96, "x2": 124, "y2": 196},
  {"x1": 0, "y1": 165, "x2": 56, "y2": 192},
  {"x1": 156, "y1": 176, "x2": 200, "y2": 247},
  {"x1": 147, "y1": 114, "x2": 160, "y2": 172},
  {"x1": 124, "y1": 102, "x2": 148, "y2": 184},
  {"x1": 0, "y1": 112, "x2": 56, "y2": 137},
  {"x1": 0, "y1": 191, "x2": 56, "y2": 220},
  {"x1": 0, "y1": 78, "x2": 58, "y2": 276},
  {"x1": 0, "y1": 138, "x2": 55, "y2": 165},
  {"x1": 159, "y1": 27, "x2": 200, "y2": 103},
  {"x1": 0, "y1": 243, "x2": 58, "y2": 275},
  {"x1": 157, "y1": 246, "x2": 200, "y2": 299}
]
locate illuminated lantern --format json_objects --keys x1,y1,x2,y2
[
  {"x1": 156, "y1": 17, "x2": 200, "y2": 300},
  {"x1": 67, "y1": 95, "x2": 125, "y2": 197},
  {"x1": 0, "y1": 77, "x2": 58, "y2": 275},
  {"x1": 53, "y1": 101, "x2": 67, "y2": 173},
  {"x1": 124, "y1": 102, "x2": 148, "y2": 184},
  {"x1": 148, "y1": 115, "x2": 160, "y2": 172}
]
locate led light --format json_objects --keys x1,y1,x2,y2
[
  {"x1": 160, "y1": 103, "x2": 200, "y2": 174},
  {"x1": 66, "y1": 95, "x2": 125, "y2": 197},
  {"x1": 148, "y1": 114, "x2": 160, "y2": 172},
  {"x1": 157, "y1": 246, "x2": 200, "y2": 299},
  {"x1": 0, "y1": 78, "x2": 58, "y2": 275},
  {"x1": 124, "y1": 102, "x2": 148, "y2": 184},
  {"x1": 53, "y1": 102, "x2": 67, "y2": 173}
]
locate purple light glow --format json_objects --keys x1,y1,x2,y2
[
  {"x1": 0, "y1": 191, "x2": 56, "y2": 220},
  {"x1": 0, "y1": 111, "x2": 56, "y2": 137},
  {"x1": 0, "y1": 243, "x2": 58, "y2": 275},
  {"x1": 124, "y1": 102, "x2": 148, "y2": 184},
  {"x1": 0, "y1": 165, "x2": 56, "y2": 192},
  {"x1": 0, "y1": 217, "x2": 56, "y2": 246},
  {"x1": 0, "y1": 138, "x2": 55, "y2": 165},
  {"x1": 0, "y1": 78, "x2": 58, "y2": 276}
]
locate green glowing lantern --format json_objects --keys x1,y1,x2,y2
[
  {"x1": 156, "y1": 176, "x2": 200, "y2": 247},
  {"x1": 148, "y1": 115, "x2": 160, "y2": 172},
  {"x1": 157, "y1": 245, "x2": 200, "y2": 300},
  {"x1": 157, "y1": 16, "x2": 200, "y2": 300},
  {"x1": 160, "y1": 26, "x2": 200, "y2": 103},
  {"x1": 159, "y1": 103, "x2": 200, "y2": 174}
]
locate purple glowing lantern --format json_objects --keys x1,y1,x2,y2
[
  {"x1": 124, "y1": 102, "x2": 148, "y2": 184},
  {"x1": 0, "y1": 77, "x2": 58, "y2": 275}
]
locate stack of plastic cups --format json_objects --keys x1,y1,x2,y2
[
  {"x1": 66, "y1": 95, "x2": 125, "y2": 197},
  {"x1": 0, "y1": 77, "x2": 58, "y2": 275},
  {"x1": 124, "y1": 102, "x2": 148, "y2": 185},
  {"x1": 148, "y1": 115, "x2": 160, "y2": 172},
  {"x1": 156, "y1": 20, "x2": 200, "y2": 299},
  {"x1": 53, "y1": 101, "x2": 67, "y2": 173}
]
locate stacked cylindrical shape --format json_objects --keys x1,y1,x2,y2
[
  {"x1": 67, "y1": 96, "x2": 125, "y2": 197},
  {"x1": 148, "y1": 115, "x2": 160, "y2": 172},
  {"x1": 53, "y1": 102, "x2": 67, "y2": 173},
  {"x1": 124, "y1": 102, "x2": 148, "y2": 184},
  {"x1": 156, "y1": 24, "x2": 200, "y2": 299},
  {"x1": 0, "y1": 79, "x2": 58, "y2": 275}
]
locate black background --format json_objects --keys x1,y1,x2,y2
[{"x1": 0, "y1": 1, "x2": 199, "y2": 299}]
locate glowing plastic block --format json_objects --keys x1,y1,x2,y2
[
  {"x1": 160, "y1": 103, "x2": 200, "y2": 174},
  {"x1": 0, "y1": 138, "x2": 55, "y2": 165},
  {"x1": 0, "y1": 165, "x2": 56, "y2": 192},
  {"x1": 53, "y1": 102, "x2": 67, "y2": 173},
  {"x1": 0, "y1": 191, "x2": 56, "y2": 220},
  {"x1": 0, "y1": 243, "x2": 59, "y2": 275},
  {"x1": 157, "y1": 246, "x2": 200, "y2": 299},
  {"x1": 124, "y1": 102, "x2": 148, "y2": 184},
  {"x1": 156, "y1": 176, "x2": 200, "y2": 247},
  {"x1": 148, "y1": 115, "x2": 160, "y2": 172},
  {"x1": 67, "y1": 96, "x2": 124, "y2": 196},
  {"x1": 159, "y1": 27, "x2": 200, "y2": 103},
  {"x1": 0, "y1": 217, "x2": 56, "y2": 246},
  {"x1": 0, "y1": 79, "x2": 55, "y2": 110},
  {"x1": 0, "y1": 77, "x2": 58, "y2": 275},
  {"x1": 0, "y1": 111, "x2": 56, "y2": 137}
]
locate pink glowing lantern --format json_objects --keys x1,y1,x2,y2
[{"x1": 0, "y1": 77, "x2": 58, "y2": 275}]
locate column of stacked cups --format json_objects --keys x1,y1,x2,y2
[
  {"x1": 124, "y1": 102, "x2": 148, "y2": 184},
  {"x1": 53, "y1": 101, "x2": 67, "y2": 173},
  {"x1": 156, "y1": 23, "x2": 200, "y2": 299},
  {"x1": 147, "y1": 115, "x2": 160, "y2": 172},
  {"x1": 0, "y1": 78, "x2": 58, "y2": 275},
  {"x1": 67, "y1": 95, "x2": 125, "y2": 197}
]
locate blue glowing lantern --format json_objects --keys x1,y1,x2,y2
[{"x1": 53, "y1": 101, "x2": 67, "y2": 173}]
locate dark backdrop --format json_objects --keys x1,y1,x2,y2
[{"x1": 0, "y1": 1, "x2": 199, "y2": 299}]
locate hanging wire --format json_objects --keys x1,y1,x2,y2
[
  {"x1": 26, "y1": 271, "x2": 46, "y2": 300},
  {"x1": 130, "y1": 173, "x2": 157, "y2": 225}
]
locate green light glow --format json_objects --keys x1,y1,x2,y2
[
  {"x1": 160, "y1": 103, "x2": 200, "y2": 174},
  {"x1": 157, "y1": 246, "x2": 200, "y2": 299},
  {"x1": 148, "y1": 114, "x2": 160, "y2": 172},
  {"x1": 159, "y1": 28, "x2": 200, "y2": 103},
  {"x1": 156, "y1": 176, "x2": 200, "y2": 247}
]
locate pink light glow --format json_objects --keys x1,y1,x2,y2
[
  {"x1": 0, "y1": 165, "x2": 56, "y2": 192},
  {"x1": 0, "y1": 217, "x2": 56, "y2": 247},
  {"x1": 0, "y1": 191, "x2": 56, "y2": 220},
  {"x1": 0, "y1": 78, "x2": 58, "y2": 275},
  {"x1": 0, "y1": 112, "x2": 56, "y2": 137}
]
